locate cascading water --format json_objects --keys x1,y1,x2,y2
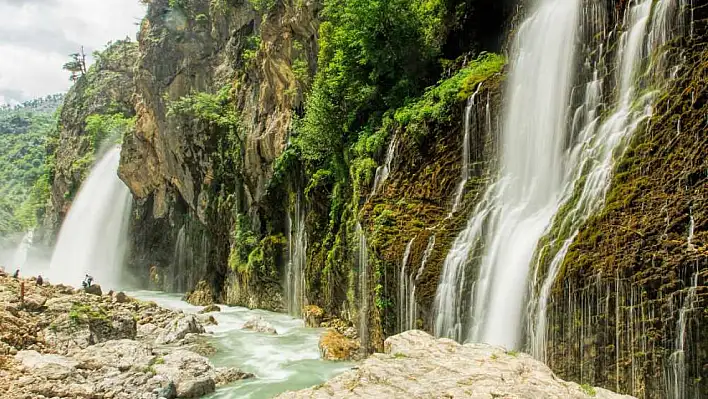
[
  {"x1": 434, "y1": 0, "x2": 689, "y2": 352},
  {"x1": 528, "y1": 0, "x2": 690, "y2": 360},
  {"x1": 398, "y1": 238, "x2": 414, "y2": 332},
  {"x1": 434, "y1": 0, "x2": 582, "y2": 349},
  {"x1": 370, "y1": 134, "x2": 398, "y2": 197},
  {"x1": 666, "y1": 271, "x2": 699, "y2": 399},
  {"x1": 356, "y1": 222, "x2": 370, "y2": 351},
  {"x1": 48, "y1": 147, "x2": 132, "y2": 290},
  {"x1": 12, "y1": 230, "x2": 33, "y2": 268},
  {"x1": 286, "y1": 196, "x2": 307, "y2": 317},
  {"x1": 450, "y1": 90, "x2": 478, "y2": 214}
]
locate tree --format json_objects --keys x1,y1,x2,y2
[{"x1": 63, "y1": 47, "x2": 87, "y2": 81}]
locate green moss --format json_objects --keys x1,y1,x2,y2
[
  {"x1": 69, "y1": 303, "x2": 110, "y2": 324},
  {"x1": 580, "y1": 383, "x2": 597, "y2": 397}
]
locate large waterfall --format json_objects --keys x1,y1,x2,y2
[
  {"x1": 434, "y1": 0, "x2": 688, "y2": 351},
  {"x1": 48, "y1": 147, "x2": 132, "y2": 290}
]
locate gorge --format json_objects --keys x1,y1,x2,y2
[{"x1": 0, "y1": 0, "x2": 706, "y2": 398}]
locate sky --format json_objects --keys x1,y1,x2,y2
[{"x1": 0, "y1": 0, "x2": 146, "y2": 105}]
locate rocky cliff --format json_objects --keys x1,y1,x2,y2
[
  {"x1": 545, "y1": 12, "x2": 708, "y2": 398},
  {"x1": 42, "y1": 39, "x2": 138, "y2": 242}
]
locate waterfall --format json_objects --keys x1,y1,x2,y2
[
  {"x1": 666, "y1": 271, "x2": 699, "y2": 399},
  {"x1": 434, "y1": 0, "x2": 689, "y2": 351},
  {"x1": 356, "y1": 222, "x2": 370, "y2": 351},
  {"x1": 450, "y1": 88, "x2": 479, "y2": 214},
  {"x1": 529, "y1": 0, "x2": 690, "y2": 360},
  {"x1": 172, "y1": 226, "x2": 189, "y2": 292},
  {"x1": 12, "y1": 230, "x2": 33, "y2": 268},
  {"x1": 370, "y1": 134, "x2": 399, "y2": 197},
  {"x1": 398, "y1": 238, "x2": 414, "y2": 332},
  {"x1": 687, "y1": 208, "x2": 695, "y2": 251},
  {"x1": 286, "y1": 196, "x2": 307, "y2": 317},
  {"x1": 434, "y1": 0, "x2": 582, "y2": 349},
  {"x1": 48, "y1": 147, "x2": 132, "y2": 290}
]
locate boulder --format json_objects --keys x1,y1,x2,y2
[
  {"x1": 183, "y1": 281, "x2": 214, "y2": 306},
  {"x1": 241, "y1": 316, "x2": 277, "y2": 334},
  {"x1": 214, "y1": 367, "x2": 254, "y2": 386},
  {"x1": 198, "y1": 304, "x2": 221, "y2": 314},
  {"x1": 278, "y1": 331, "x2": 636, "y2": 399},
  {"x1": 303, "y1": 305, "x2": 324, "y2": 328},
  {"x1": 318, "y1": 329, "x2": 360, "y2": 361},
  {"x1": 23, "y1": 294, "x2": 47, "y2": 312},
  {"x1": 196, "y1": 314, "x2": 218, "y2": 326},
  {"x1": 155, "y1": 315, "x2": 206, "y2": 345},
  {"x1": 74, "y1": 339, "x2": 155, "y2": 371},
  {"x1": 113, "y1": 291, "x2": 129, "y2": 303},
  {"x1": 153, "y1": 350, "x2": 216, "y2": 398},
  {"x1": 84, "y1": 284, "x2": 102, "y2": 296}
]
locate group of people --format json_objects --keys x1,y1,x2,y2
[{"x1": 0, "y1": 266, "x2": 94, "y2": 289}]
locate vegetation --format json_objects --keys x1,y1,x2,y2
[{"x1": 0, "y1": 95, "x2": 63, "y2": 234}]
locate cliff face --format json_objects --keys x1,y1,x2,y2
[
  {"x1": 119, "y1": 0, "x2": 320, "y2": 305},
  {"x1": 546, "y1": 32, "x2": 708, "y2": 398},
  {"x1": 43, "y1": 40, "x2": 138, "y2": 242},
  {"x1": 538, "y1": 5, "x2": 708, "y2": 397}
]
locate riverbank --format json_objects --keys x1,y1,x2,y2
[{"x1": 0, "y1": 274, "x2": 251, "y2": 398}]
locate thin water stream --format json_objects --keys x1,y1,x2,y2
[{"x1": 130, "y1": 291, "x2": 353, "y2": 399}]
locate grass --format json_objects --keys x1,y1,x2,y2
[{"x1": 580, "y1": 383, "x2": 597, "y2": 397}]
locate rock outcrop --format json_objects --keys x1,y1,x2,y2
[
  {"x1": 280, "y1": 331, "x2": 634, "y2": 399},
  {"x1": 241, "y1": 316, "x2": 277, "y2": 334},
  {"x1": 0, "y1": 275, "x2": 252, "y2": 399}
]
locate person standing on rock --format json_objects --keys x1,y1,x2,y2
[
  {"x1": 36, "y1": 275, "x2": 43, "y2": 286},
  {"x1": 82, "y1": 273, "x2": 93, "y2": 288},
  {"x1": 12, "y1": 269, "x2": 19, "y2": 279}
]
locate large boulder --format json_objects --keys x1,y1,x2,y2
[
  {"x1": 74, "y1": 339, "x2": 155, "y2": 371},
  {"x1": 198, "y1": 304, "x2": 220, "y2": 314},
  {"x1": 183, "y1": 281, "x2": 214, "y2": 306},
  {"x1": 84, "y1": 284, "x2": 102, "y2": 296},
  {"x1": 241, "y1": 316, "x2": 277, "y2": 334},
  {"x1": 155, "y1": 315, "x2": 206, "y2": 345},
  {"x1": 153, "y1": 350, "x2": 215, "y2": 398},
  {"x1": 22, "y1": 294, "x2": 47, "y2": 312},
  {"x1": 279, "y1": 331, "x2": 636, "y2": 399},
  {"x1": 318, "y1": 329, "x2": 360, "y2": 361}
]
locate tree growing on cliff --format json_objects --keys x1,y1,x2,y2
[{"x1": 63, "y1": 47, "x2": 87, "y2": 81}]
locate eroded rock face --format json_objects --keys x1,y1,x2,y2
[{"x1": 281, "y1": 331, "x2": 635, "y2": 399}]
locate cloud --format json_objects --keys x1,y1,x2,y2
[{"x1": 0, "y1": 0, "x2": 145, "y2": 104}]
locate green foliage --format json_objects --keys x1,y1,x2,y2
[
  {"x1": 580, "y1": 383, "x2": 597, "y2": 397},
  {"x1": 0, "y1": 95, "x2": 63, "y2": 234},
  {"x1": 84, "y1": 113, "x2": 135, "y2": 152},
  {"x1": 167, "y1": 86, "x2": 239, "y2": 130},
  {"x1": 295, "y1": 0, "x2": 447, "y2": 163},
  {"x1": 228, "y1": 215, "x2": 259, "y2": 273},
  {"x1": 69, "y1": 303, "x2": 110, "y2": 324},
  {"x1": 249, "y1": 0, "x2": 277, "y2": 13},
  {"x1": 395, "y1": 53, "x2": 505, "y2": 141}
]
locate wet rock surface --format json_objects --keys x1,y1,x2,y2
[
  {"x1": 0, "y1": 275, "x2": 252, "y2": 398},
  {"x1": 242, "y1": 316, "x2": 278, "y2": 334},
  {"x1": 281, "y1": 331, "x2": 635, "y2": 399}
]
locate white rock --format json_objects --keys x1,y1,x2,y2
[
  {"x1": 277, "y1": 330, "x2": 636, "y2": 399},
  {"x1": 241, "y1": 316, "x2": 277, "y2": 334}
]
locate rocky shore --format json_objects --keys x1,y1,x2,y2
[
  {"x1": 279, "y1": 330, "x2": 637, "y2": 399},
  {"x1": 0, "y1": 274, "x2": 252, "y2": 398}
]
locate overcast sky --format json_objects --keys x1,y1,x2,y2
[{"x1": 0, "y1": 0, "x2": 145, "y2": 105}]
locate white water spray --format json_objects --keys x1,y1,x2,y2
[
  {"x1": 48, "y1": 148, "x2": 132, "y2": 290},
  {"x1": 356, "y1": 223, "x2": 370, "y2": 351},
  {"x1": 370, "y1": 135, "x2": 398, "y2": 197},
  {"x1": 286, "y1": 196, "x2": 307, "y2": 317},
  {"x1": 435, "y1": 0, "x2": 582, "y2": 349},
  {"x1": 12, "y1": 230, "x2": 34, "y2": 268},
  {"x1": 450, "y1": 89, "x2": 479, "y2": 214},
  {"x1": 398, "y1": 238, "x2": 415, "y2": 332}
]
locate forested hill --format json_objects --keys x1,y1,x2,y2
[{"x1": 0, "y1": 94, "x2": 63, "y2": 236}]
